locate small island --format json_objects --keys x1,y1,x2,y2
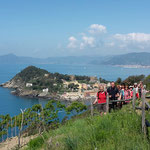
[{"x1": 0, "y1": 66, "x2": 104, "y2": 101}]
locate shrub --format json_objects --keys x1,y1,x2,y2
[{"x1": 28, "y1": 136, "x2": 44, "y2": 150}]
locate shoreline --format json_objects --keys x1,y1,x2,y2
[
  {"x1": 1, "y1": 84, "x2": 94, "y2": 103},
  {"x1": 115, "y1": 65, "x2": 150, "y2": 68}
]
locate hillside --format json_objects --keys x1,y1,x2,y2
[
  {"x1": 0, "y1": 54, "x2": 43, "y2": 64},
  {"x1": 24, "y1": 105, "x2": 150, "y2": 150},
  {"x1": 102, "y1": 52, "x2": 150, "y2": 66},
  {"x1": 0, "y1": 66, "x2": 95, "y2": 99}
]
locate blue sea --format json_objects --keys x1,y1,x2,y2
[{"x1": 0, "y1": 63, "x2": 150, "y2": 117}]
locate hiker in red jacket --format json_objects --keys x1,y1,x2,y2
[{"x1": 93, "y1": 85, "x2": 107, "y2": 116}]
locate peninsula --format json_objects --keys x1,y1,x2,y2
[{"x1": 0, "y1": 66, "x2": 103, "y2": 101}]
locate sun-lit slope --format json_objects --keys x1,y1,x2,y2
[{"x1": 25, "y1": 105, "x2": 150, "y2": 150}]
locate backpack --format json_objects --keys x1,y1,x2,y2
[
  {"x1": 128, "y1": 90, "x2": 130, "y2": 97},
  {"x1": 97, "y1": 91, "x2": 107, "y2": 98}
]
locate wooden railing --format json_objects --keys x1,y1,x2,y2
[{"x1": 91, "y1": 89, "x2": 150, "y2": 136}]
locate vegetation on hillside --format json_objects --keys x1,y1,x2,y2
[
  {"x1": 10, "y1": 66, "x2": 150, "y2": 92},
  {"x1": 25, "y1": 105, "x2": 150, "y2": 150},
  {"x1": 115, "y1": 75, "x2": 145, "y2": 85},
  {"x1": 0, "y1": 100, "x2": 87, "y2": 146},
  {"x1": 99, "y1": 77, "x2": 110, "y2": 84},
  {"x1": 143, "y1": 75, "x2": 150, "y2": 90},
  {"x1": 114, "y1": 74, "x2": 150, "y2": 91},
  {"x1": 12, "y1": 66, "x2": 93, "y2": 93},
  {"x1": 15, "y1": 66, "x2": 49, "y2": 82},
  {"x1": 75, "y1": 75, "x2": 90, "y2": 84}
]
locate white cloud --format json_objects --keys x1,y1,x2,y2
[
  {"x1": 80, "y1": 36, "x2": 95, "y2": 49},
  {"x1": 105, "y1": 42, "x2": 115, "y2": 47},
  {"x1": 67, "y1": 36, "x2": 77, "y2": 48},
  {"x1": 89, "y1": 24, "x2": 107, "y2": 34},
  {"x1": 113, "y1": 33, "x2": 150, "y2": 50},
  {"x1": 114, "y1": 33, "x2": 150, "y2": 43},
  {"x1": 66, "y1": 25, "x2": 150, "y2": 55}
]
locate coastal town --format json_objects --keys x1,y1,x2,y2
[
  {"x1": 60, "y1": 75, "x2": 107, "y2": 100},
  {"x1": 1, "y1": 66, "x2": 149, "y2": 102},
  {"x1": 18, "y1": 74, "x2": 108, "y2": 101},
  {"x1": 0, "y1": 66, "x2": 109, "y2": 101}
]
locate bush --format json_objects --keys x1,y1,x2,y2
[
  {"x1": 28, "y1": 136, "x2": 44, "y2": 150},
  {"x1": 123, "y1": 75, "x2": 145, "y2": 85}
]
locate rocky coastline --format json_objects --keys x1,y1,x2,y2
[
  {"x1": 0, "y1": 80, "x2": 90, "y2": 102},
  {"x1": 0, "y1": 66, "x2": 98, "y2": 102},
  {"x1": 0, "y1": 80, "x2": 61, "y2": 99}
]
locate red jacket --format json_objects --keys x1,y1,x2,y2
[{"x1": 97, "y1": 91, "x2": 107, "y2": 104}]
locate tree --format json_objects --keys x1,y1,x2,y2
[
  {"x1": 66, "y1": 102, "x2": 87, "y2": 115},
  {"x1": 0, "y1": 114, "x2": 11, "y2": 140},
  {"x1": 0, "y1": 115, "x2": 7, "y2": 141},
  {"x1": 123, "y1": 75, "x2": 145, "y2": 85},
  {"x1": 0, "y1": 99, "x2": 86, "y2": 143},
  {"x1": 43, "y1": 100, "x2": 59, "y2": 128},
  {"x1": 68, "y1": 83, "x2": 79, "y2": 91},
  {"x1": 99, "y1": 77, "x2": 109, "y2": 84},
  {"x1": 115, "y1": 77, "x2": 122, "y2": 85},
  {"x1": 143, "y1": 75, "x2": 150, "y2": 90}
]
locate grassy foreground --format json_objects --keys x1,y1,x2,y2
[{"x1": 24, "y1": 105, "x2": 150, "y2": 150}]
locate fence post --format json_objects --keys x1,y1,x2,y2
[
  {"x1": 142, "y1": 89, "x2": 146, "y2": 135},
  {"x1": 106, "y1": 93, "x2": 109, "y2": 113},
  {"x1": 132, "y1": 89, "x2": 136, "y2": 110},
  {"x1": 91, "y1": 98, "x2": 94, "y2": 116}
]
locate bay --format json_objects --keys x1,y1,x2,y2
[{"x1": 0, "y1": 63, "x2": 150, "y2": 116}]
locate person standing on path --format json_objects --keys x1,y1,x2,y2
[
  {"x1": 107, "y1": 81, "x2": 119, "y2": 110},
  {"x1": 93, "y1": 85, "x2": 107, "y2": 116}
]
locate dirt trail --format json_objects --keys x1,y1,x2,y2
[{"x1": 0, "y1": 135, "x2": 37, "y2": 150}]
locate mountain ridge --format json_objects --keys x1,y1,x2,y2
[
  {"x1": 102, "y1": 52, "x2": 150, "y2": 66},
  {"x1": 0, "y1": 53, "x2": 105, "y2": 65},
  {"x1": 0, "y1": 52, "x2": 150, "y2": 66}
]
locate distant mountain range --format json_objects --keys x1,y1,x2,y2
[
  {"x1": 0, "y1": 53, "x2": 105, "y2": 65},
  {"x1": 0, "y1": 52, "x2": 150, "y2": 66},
  {"x1": 102, "y1": 52, "x2": 150, "y2": 66}
]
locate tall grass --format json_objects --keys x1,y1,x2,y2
[{"x1": 25, "y1": 105, "x2": 150, "y2": 150}]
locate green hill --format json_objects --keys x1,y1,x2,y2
[
  {"x1": 14, "y1": 66, "x2": 49, "y2": 82},
  {"x1": 1, "y1": 66, "x2": 92, "y2": 97},
  {"x1": 24, "y1": 105, "x2": 150, "y2": 150}
]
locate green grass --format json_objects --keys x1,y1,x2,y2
[{"x1": 25, "y1": 105, "x2": 150, "y2": 150}]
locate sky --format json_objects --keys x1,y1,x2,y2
[{"x1": 0, "y1": 0, "x2": 150, "y2": 58}]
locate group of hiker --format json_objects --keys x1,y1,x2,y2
[{"x1": 93, "y1": 81, "x2": 145, "y2": 116}]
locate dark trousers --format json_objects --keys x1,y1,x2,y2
[{"x1": 109, "y1": 101, "x2": 117, "y2": 112}]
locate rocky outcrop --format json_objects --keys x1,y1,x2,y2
[
  {"x1": 11, "y1": 88, "x2": 39, "y2": 98},
  {"x1": 2, "y1": 79, "x2": 24, "y2": 89},
  {"x1": 10, "y1": 87, "x2": 60, "y2": 99}
]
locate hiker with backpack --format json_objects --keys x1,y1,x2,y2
[
  {"x1": 118, "y1": 83, "x2": 125, "y2": 108},
  {"x1": 119, "y1": 83, "x2": 125, "y2": 100},
  {"x1": 93, "y1": 85, "x2": 107, "y2": 116},
  {"x1": 133, "y1": 83, "x2": 139, "y2": 99},
  {"x1": 138, "y1": 81, "x2": 143, "y2": 98},
  {"x1": 124, "y1": 85, "x2": 130, "y2": 103},
  {"x1": 129, "y1": 86, "x2": 133, "y2": 98}
]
